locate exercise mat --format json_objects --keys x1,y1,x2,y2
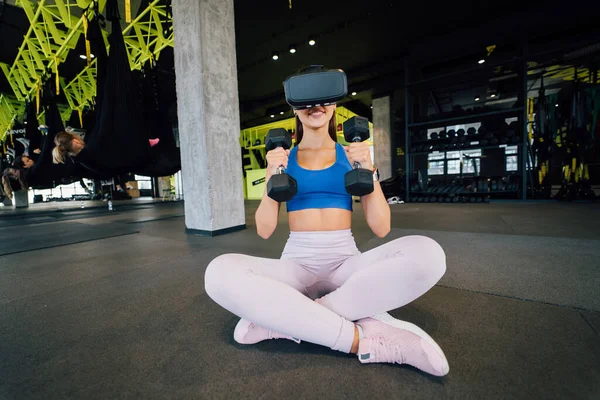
[
  {"x1": 0, "y1": 216, "x2": 58, "y2": 228},
  {"x1": 0, "y1": 221, "x2": 138, "y2": 256}
]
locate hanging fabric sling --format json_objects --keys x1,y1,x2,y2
[
  {"x1": 25, "y1": 100, "x2": 44, "y2": 162},
  {"x1": 80, "y1": 3, "x2": 108, "y2": 142},
  {"x1": 133, "y1": 60, "x2": 181, "y2": 177},
  {"x1": 22, "y1": 79, "x2": 83, "y2": 189},
  {"x1": 81, "y1": 0, "x2": 153, "y2": 176}
]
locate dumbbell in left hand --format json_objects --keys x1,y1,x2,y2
[{"x1": 343, "y1": 116, "x2": 374, "y2": 196}]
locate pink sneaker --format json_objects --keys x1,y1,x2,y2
[
  {"x1": 149, "y1": 138, "x2": 160, "y2": 147},
  {"x1": 233, "y1": 319, "x2": 301, "y2": 345},
  {"x1": 356, "y1": 312, "x2": 449, "y2": 376}
]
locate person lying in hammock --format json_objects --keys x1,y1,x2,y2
[
  {"x1": 14, "y1": 155, "x2": 35, "y2": 169},
  {"x1": 0, "y1": 155, "x2": 37, "y2": 199},
  {"x1": 1, "y1": 131, "x2": 108, "y2": 197},
  {"x1": 52, "y1": 131, "x2": 160, "y2": 165},
  {"x1": 1, "y1": 167, "x2": 26, "y2": 200}
]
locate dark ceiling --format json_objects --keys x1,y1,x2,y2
[{"x1": 1, "y1": 0, "x2": 600, "y2": 129}]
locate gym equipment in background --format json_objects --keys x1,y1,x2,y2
[
  {"x1": 343, "y1": 116, "x2": 374, "y2": 196},
  {"x1": 265, "y1": 128, "x2": 297, "y2": 202}
]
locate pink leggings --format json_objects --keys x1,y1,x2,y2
[{"x1": 204, "y1": 230, "x2": 446, "y2": 353}]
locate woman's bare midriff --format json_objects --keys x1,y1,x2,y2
[{"x1": 288, "y1": 208, "x2": 352, "y2": 231}]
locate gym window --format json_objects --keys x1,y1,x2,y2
[
  {"x1": 505, "y1": 145, "x2": 518, "y2": 172},
  {"x1": 427, "y1": 123, "x2": 482, "y2": 176},
  {"x1": 427, "y1": 149, "x2": 482, "y2": 176},
  {"x1": 447, "y1": 149, "x2": 481, "y2": 174},
  {"x1": 135, "y1": 175, "x2": 152, "y2": 190},
  {"x1": 428, "y1": 152, "x2": 445, "y2": 175}
]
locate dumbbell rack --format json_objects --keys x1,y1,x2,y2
[
  {"x1": 406, "y1": 174, "x2": 524, "y2": 204},
  {"x1": 409, "y1": 109, "x2": 524, "y2": 155},
  {"x1": 403, "y1": 58, "x2": 531, "y2": 202}
]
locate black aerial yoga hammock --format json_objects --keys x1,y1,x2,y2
[
  {"x1": 19, "y1": 76, "x2": 115, "y2": 191},
  {"x1": 79, "y1": 0, "x2": 153, "y2": 176},
  {"x1": 1, "y1": 103, "x2": 39, "y2": 166},
  {"x1": 81, "y1": 0, "x2": 180, "y2": 178},
  {"x1": 20, "y1": 80, "x2": 88, "y2": 189},
  {"x1": 80, "y1": 2, "x2": 108, "y2": 143},
  {"x1": 25, "y1": 100, "x2": 44, "y2": 162},
  {"x1": 133, "y1": 61, "x2": 181, "y2": 177}
]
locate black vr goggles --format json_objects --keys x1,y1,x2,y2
[{"x1": 283, "y1": 66, "x2": 347, "y2": 109}]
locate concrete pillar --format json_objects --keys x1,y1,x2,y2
[
  {"x1": 13, "y1": 190, "x2": 29, "y2": 208},
  {"x1": 373, "y1": 96, "x2": 393, "y2": 182},
  {"x1": 391, "y1": 88, "x2": 406, "y2": 175},
  {"x1": 172, "y1": 0, "x2": 245, "y2": 236}
]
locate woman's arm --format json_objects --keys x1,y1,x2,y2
[
  {"x1": 344, "y1": 143, "x2": 391, "y2": 238},
  {"x1": 360, "y1": 180, "x2": 391, "y2": 238},
  {"x1": 255, "y1": 147, "x2": 289, "y2": 239},
  {"x1": 255, "y1": 170, "x2": 281, "y2": 239}
]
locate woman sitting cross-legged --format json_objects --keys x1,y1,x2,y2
[{"x1": 204, "y1": 97, "x2": 449, "y2": 376}]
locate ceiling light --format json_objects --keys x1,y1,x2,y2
[
  {"x1": 270, "y1": 114, "x2": 275, "y2": 118},
  {"x1": 490, "y1": 93, "x2": 497, "y2": 98},
  {"x1": 272, "y1": 51, "x2": 279, "y2": 60},
  {"x1": 478, "y1": 59, "x2": 485, "y2": 64},
  {"x1": 351, "y1": 91, "x2": 357, "y2": 96},
  {"x1": 289, "y1": 44, "x2": 296, "y2": 54},
  {"x1": 79, "y1": 54, "x2": 95, "y2": 59},
  {"x1": 308, "y1": 37, "x2": 316, "y2": 46},
  {"x1": 370, "y1": 106, "x2": 373, "y2": 109},
  {"x1": 280, "y1": 111, "x2": 284, "y2": 115},
  {"x1": 474, "y1": 96, "x2": 481, "y2": 102},
  {"x1": 555, "y1": 104, "x2": 559, "y2": 107}
]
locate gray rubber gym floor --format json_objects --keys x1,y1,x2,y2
[{"x1": 1, "y1": 200, "x2": 599, "y2": 399}]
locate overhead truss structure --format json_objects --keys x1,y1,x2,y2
[{"x1": 1, "y1": 0, "x2": 173, "y2": 140}]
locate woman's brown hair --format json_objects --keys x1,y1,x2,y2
[
  {"x1": 53, "y1": 131, "x2": 81, "y2": 164},
  {"x1": 294, "y1": 112, "x2": 338, "y2": 145},
  {"x1": 1, "y1": 168, "x2": 27, "y2": 200}
]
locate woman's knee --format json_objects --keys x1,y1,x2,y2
[
  {"x1": 397, "y1": 235, "x2": 446, "y2": 280},
  {"x1": 415, "y1": 235, "x2": 446, "y2": 279},
  {"x1": 204, "y1": 253, "x2": 244, "y2": 300}
]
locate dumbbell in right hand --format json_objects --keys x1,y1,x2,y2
[{"x1": 265, "y1": 128, "x2": 297, "y2": 202}]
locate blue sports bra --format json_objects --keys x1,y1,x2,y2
[{"x1": 285, "y1": 142, "x2": 353, "y2": 212}]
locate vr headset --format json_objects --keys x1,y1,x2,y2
[{"x1": 283, "y1": 65, "x2": 347, "y2": 109}]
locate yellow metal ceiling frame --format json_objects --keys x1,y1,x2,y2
[{"x1": 1, "y1": 0, "x2": 173, "y2": 141}]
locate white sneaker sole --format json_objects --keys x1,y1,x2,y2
[
  {"x1": 370, "y1": 312, "x2": 450, "y2": 374},
  {"x1": 233, "y1": 318, "x2": 301, "y2": 345}
]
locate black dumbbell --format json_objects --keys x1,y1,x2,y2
[
  {"x1": 467, "y1": 127, "x2": 477, "y2": 136},
  {"x1": 265, "y1": 128, "x2": 297, "y2": 202},
  {"x1": 343, "y1": 116, "x2": 374, "y2": 196}
]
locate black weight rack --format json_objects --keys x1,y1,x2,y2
[{"x1": 403, "y1": 56, "x2": 532, "y2": 202}]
